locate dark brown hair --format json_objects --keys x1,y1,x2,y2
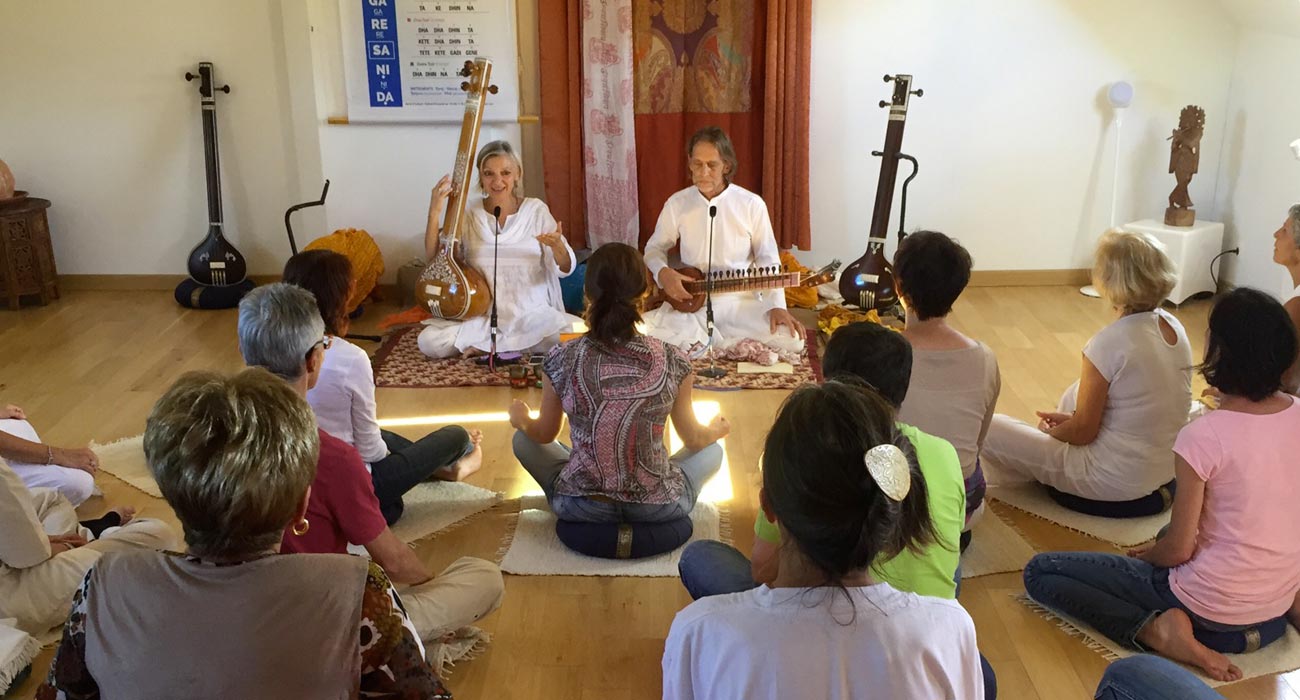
[
  {"x1": 583, "y1": 243, "x2": 646, "y2": 345},
  {"x1": 893, "y1": 230, "x2": 972, "y2": 321},
  {"x1": 762, "y1": 380, "x2": 935, "y2": 588},
  {"x1": 283, "y1": 249, "x2": 352, "y2": 336}
]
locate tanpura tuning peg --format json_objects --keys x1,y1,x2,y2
[
  {"x1": 879, "y1": 100, "x2": 891, "y2": 108},
  {"x1": 461, "y1": 81, "x2": 471, "y2": 92},
  {"x1": 459, "y1": 61, "x2": 473, "y2": 77},
  {"x1": 911, "y1": 89, "x2": 924, "y2": 97},
  {"x1": 185, "y1": 72, "x2": 198, "y2": 81},
  {"x1": 488, "y1": 85, "x2": 499, "y2": 95},
  {"x1": 218, "y1": 84, "x2": 231, "y2": 94},
  {"x1": 883, "y1": 74, "x2": 895, "y2": 83}
]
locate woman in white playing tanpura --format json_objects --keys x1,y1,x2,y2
[{"x1": 417, "y1": 141, "x2": 582, "y2": 359}]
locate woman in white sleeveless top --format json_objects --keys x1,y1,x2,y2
[
  {"x1": 418, "y1": 141, "x2": 581, "y2": 358},
  {"x1": 983, "y1": 231, "x2": 1191, "y2": 505},
  {"x1": 1273, "y1": 203, "x2": 1300, "y2": 392}
]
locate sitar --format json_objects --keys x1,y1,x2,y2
[
  {"x1": 646, "y1": 261, "x2": 841, "y2": 313},
  {"x1": 417, "y1": 59, "x2": 498, "y2": 319},
  {"x1": 839, "y1": 74, "x2": 922, "y2": 311},
  {"x1": 184, "y1": 62, "x2": 248, "y2": 287}
]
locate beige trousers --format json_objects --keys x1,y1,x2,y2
[
  {"x1": 0, "y1": 488, "x2": 178, "y2": 635},
  {"x1": 398, "y1": 556, "x2": 504, "y2": 643}
]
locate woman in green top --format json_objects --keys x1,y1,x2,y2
[
  {"x1": 678, "y1": 322, "x2": 965, "y2": 599},
  {"x1": 675, "y1": 322, "x2": 994, "y2": 697}
]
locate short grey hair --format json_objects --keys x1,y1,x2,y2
[
  {"x1": 476, "y1": 140, "x2": 525, "y2": 199},
  {"x1": 237, "y1": 283, "x2": 324, "y2": 380},
  {"x1": 1289, "y1": 204, "x2": 1300, "y2": 247}
]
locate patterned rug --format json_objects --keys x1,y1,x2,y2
[{"x1": 373, "y1": 326, "x2": 822, "y2": 390}]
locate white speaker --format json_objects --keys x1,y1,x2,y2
[{"x1": 1291, "y1": 138, "x2": 1300, "y2": 159}]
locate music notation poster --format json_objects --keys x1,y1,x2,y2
[{"x1": 339, "y1": 0, "x2": 519, "y2": 123}]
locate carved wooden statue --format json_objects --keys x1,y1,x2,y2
[{"x1": 1165, "y1": 105, "x2": 1205, "y2": 227}]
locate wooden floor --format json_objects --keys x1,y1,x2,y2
[{"x1": 2, "y1": 286, "x2": 1298, "y2": 699}]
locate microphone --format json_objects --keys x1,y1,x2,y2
[
  {"x1": 489, "y1": 205, "x2": 502, "y2": 371},
  {"x1": 698, "y1": 204, "x2": 727, "y2": 379}
]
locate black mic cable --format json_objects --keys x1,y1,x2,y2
[{"x1": 490, "y1": 205, "x2": 502, "y2": 371}]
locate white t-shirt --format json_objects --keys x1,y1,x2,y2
[
  {"x1": 306, "y1": 338, "x2": 387, "y2": 464},
  {"x1": 662, "y1": 583, "x2": 984, "y2": 700},
  {"x1": 1082, "y1": 308, "x2": 1193, "y2": 497}
]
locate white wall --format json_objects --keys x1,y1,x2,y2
[
  {"x1": 806, "y1": 0, "x2": 1238, "y2": 272},
  {"x1": 0, "y1": 0, "x2": 321, "y2": 277},
  {"x1": 305, "y1": 0, "x2": 539, "y2": 278},
  {"x1": 1213, "y1": 29, "x2": 1300, "y2": 299}
]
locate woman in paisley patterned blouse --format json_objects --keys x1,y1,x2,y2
[
  {"x1": 509, "y1": 242, "x2": 729, "y2": 523},
  {"x1": 38, "y1": 369, "x2": 449, "y2": 700}
]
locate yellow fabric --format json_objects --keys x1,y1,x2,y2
[
  {"x1": 817, "y1": 304, "x2": 890, "y2": 336},
  {"x1": 779, "y1": 250, "x2": 819, "y2": 309},
  {"x1": 304, "y1": 229, "x2": 385, "y2": 312}
]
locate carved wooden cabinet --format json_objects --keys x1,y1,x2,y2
[{"x1": 0, "y1": 198, "x2": 60, "y2": 309}]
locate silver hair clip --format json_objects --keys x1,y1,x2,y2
[{"x1": 864, "y1": 444, "x2": 911, "y2": 501}]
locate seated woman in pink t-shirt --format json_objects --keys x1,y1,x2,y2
[{"x1": 1024, "y1": 287, "x2": 1300, "y2": 682}]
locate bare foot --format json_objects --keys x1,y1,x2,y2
[
  {"x1": 111, "y1": 506, "x2": 137, "y2": 526},
  {"x1": 435, "y1": 440, "x2": 483, "y2": 482},
  {"x1": 1137, "y1": 609, "x2": 1242, "y2": 682}
]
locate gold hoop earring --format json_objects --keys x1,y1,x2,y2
[{"x1": 292, "y1": 518, "x2": 310, "y2": 536}]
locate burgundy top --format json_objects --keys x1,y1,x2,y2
[
  {"x1": 544, "y1": 335, "x2": 693, "y2": 504},
  {"x1": 280, "y1": 429, "x2": 388, "y2": 554}
]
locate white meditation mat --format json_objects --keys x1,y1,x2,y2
[
  {"x1": 498, "y1": 495, "x2": 729, "y2": 577},
  {"x1": 95, "y1": 435, "x2": 501, "y2": 546},
  {"x1": 1019, "y1": 594, "x2": 1300, "y2": 688},
  {"x1": 93, "y1": 435, "x2": 161, "y2": 498},
  {"x1": 960, "y1": 508, "x2": 1038, "y2": 579},
  {"x1": 990, "y1": 484, "x2": 1170, "y2": 548},
  {"x1": 0, "y1": 619, "x2": 41, "y2": 691}
]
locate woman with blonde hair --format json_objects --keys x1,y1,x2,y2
[
  {"x1": 39, "y1": 369, "x2": 450, "y2": 697},
  {"x1": 418, "y1": 140, "x2": 582, "y2": 358},
  {"x1": 983, "y1": 230, "x2": 1192, "y2": 517}
]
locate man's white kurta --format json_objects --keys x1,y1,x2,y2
[{"x1": 642, "y1": 184, "x2": 804, "y2": 354}]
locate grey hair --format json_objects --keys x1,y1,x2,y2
[
  {"x1": 1289, "y1": 204, "x2": 1300, "y2": 247},
  {"x1": 237, "y1": 282, "x2": 324, "y2": 380},
  {"x1": 476, "y1": 140, "x2": 525, "y2": 199},
  {"x1": 686, "y1": 126, "x2": 739, "y2": 182}
]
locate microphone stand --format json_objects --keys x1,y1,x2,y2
[
  {"x1": 697, "y1": 204, "x2": 727, "y2": 379},
  {"x1": 489, "y1": 205, "x2": 502, "y2": 373}
]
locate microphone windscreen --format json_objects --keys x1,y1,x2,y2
[
  {"x1": 709, "y1": 205, "x2": 717, "y2": 218},
  {"x1": 494, "y1": 206, "x2": 502, "y2": 217}
]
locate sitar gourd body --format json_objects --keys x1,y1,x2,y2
[{"x1": 417, "y1": 58, "x2": 496, "y2": 320}]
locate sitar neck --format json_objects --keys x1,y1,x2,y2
[
  {"x1": 684, "y1": 270, "x2": 801, "y2": 295},
  {"x1": 198, "y1": 64, "x2": 224, "y2": 232},
  {"x1": 441, "y1": 58, "x2": 494, "y2": 249}
]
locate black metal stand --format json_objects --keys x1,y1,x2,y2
[{"x1": 697, "y1": 205, "x2": 727, "y2": 379}]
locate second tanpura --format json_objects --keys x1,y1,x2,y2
[{"x1": 838, "y1": 74, "x2": 923, "y2": 311}]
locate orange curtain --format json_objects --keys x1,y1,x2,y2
[
  {"x1": 762, "y1": 0, "x2": 812, "y2": 250},
  {"x1": 538, "y1": 0, "x2": 587, "y2": 249},
  {"x1": 540, "y1": 0, "x2": 812, "y2": 251}
]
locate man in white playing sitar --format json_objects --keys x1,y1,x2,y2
[{"x1": 643, "y1": 126, "x2": 805, "y2": 357}]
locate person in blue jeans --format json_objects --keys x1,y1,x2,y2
[
  {"x1": 510, "y1": 243, "x2": 728, "y2": 523},
  {"x1": 1024, "y1": 289, "x2": 1300, "y2": 682},
  {"x1": 1095, "y1": 656, "x2": 1223, "y2": 699}
]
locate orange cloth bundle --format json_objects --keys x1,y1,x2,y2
[{"x1": 304, "y1": 228, "x2": 384, "y2": 313}]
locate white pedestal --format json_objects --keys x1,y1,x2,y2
[{"x1": 1121, "y1": 219, "x2": 1225, "y2": 305}]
